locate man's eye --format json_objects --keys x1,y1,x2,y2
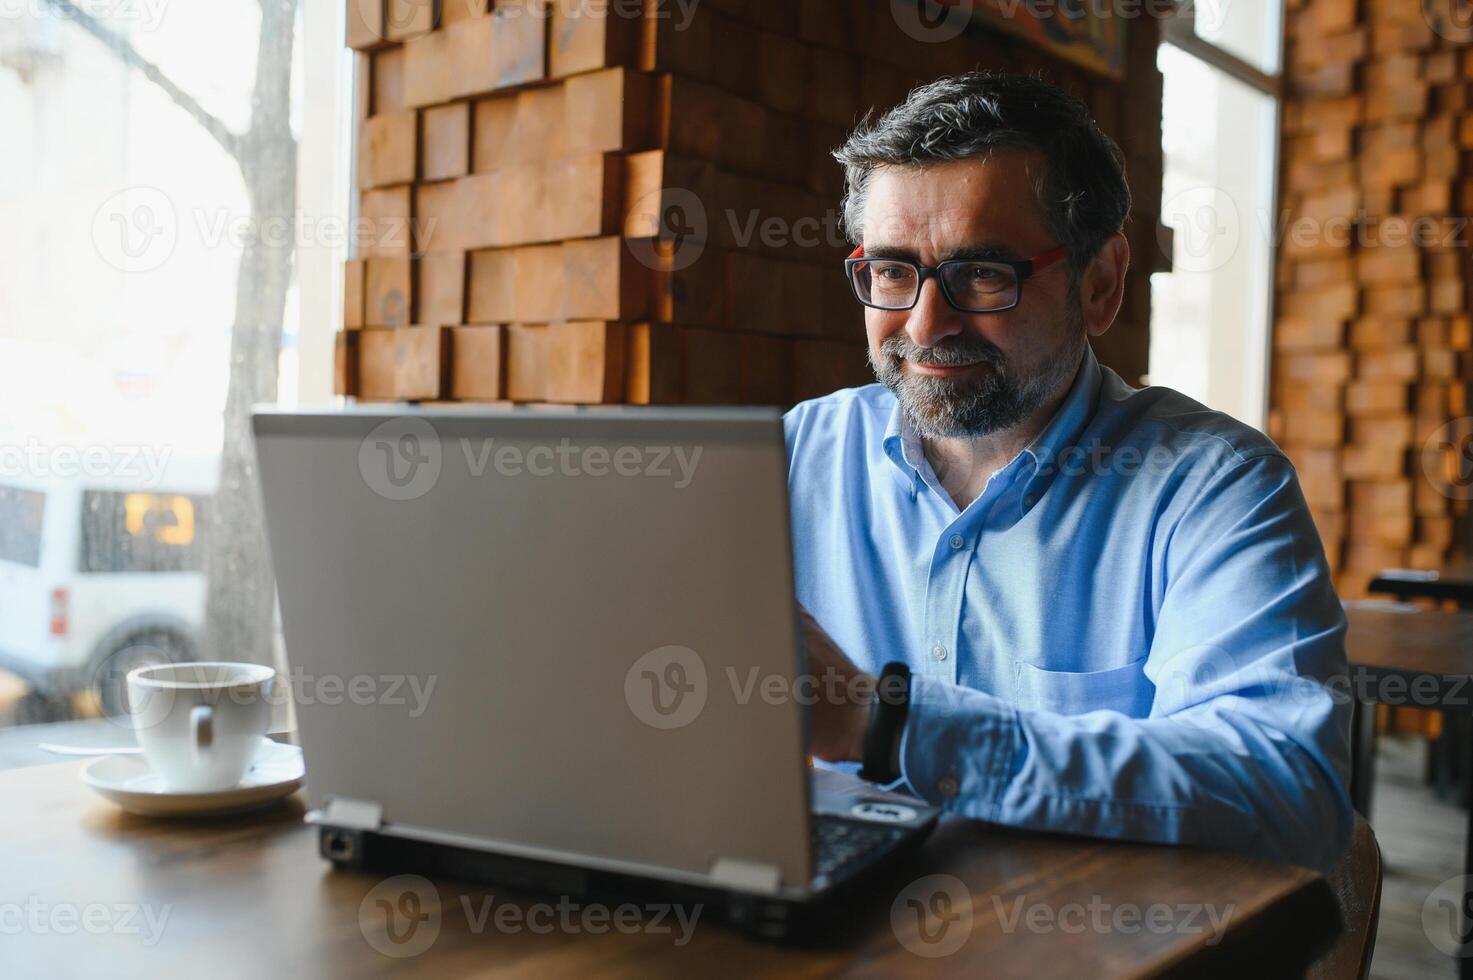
[
  {"x1": 874, "y1": 264, "x2": 914, "y2": 281},
  {"x1": 966, "y1": 265, "x2": 1000, "y2": 281}
]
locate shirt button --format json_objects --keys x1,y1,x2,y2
[
  {"x1": 949, "y1": 534, "x2": 964, "y2": 550},
  {"x1": 931, "y1": 643, "x2": 948, "y2": 662},
  {"x1": 938, "y1": 775, "x2": 960, "y2": 798}
]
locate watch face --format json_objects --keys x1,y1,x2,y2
[{"x1": 851, "y1": 800, "x2": 920, "y2": 824}]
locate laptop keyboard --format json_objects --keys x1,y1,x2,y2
[{"x1": 810, "y1": 813, "x2": 911, "y2": 881}]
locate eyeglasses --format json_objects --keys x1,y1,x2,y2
[{"x1": 844, "y1": 244, "x2": 1069, "y2": 314}]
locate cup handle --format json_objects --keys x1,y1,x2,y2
[{"x1": 190, "y1": 705, "x2": 214, "y2": 764}]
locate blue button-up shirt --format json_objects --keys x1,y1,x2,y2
[{"x1": 784, "y1": 346, "x2": 1353, "y2": 872}]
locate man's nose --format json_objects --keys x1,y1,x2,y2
[{"x1": 904, "y1": 277, "x2": 965, "y2": 348}]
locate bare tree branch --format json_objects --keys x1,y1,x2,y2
[{"x1": 38, "y1": 0, "x2": 241, "y2": 161}]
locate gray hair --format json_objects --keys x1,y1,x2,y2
[{"x1": 834, "y1": 72, "x2": 1131, "y2": 281}]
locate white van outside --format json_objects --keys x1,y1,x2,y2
[{"x1": 0, "y1": 452, "x2": 216, "y2": 721}]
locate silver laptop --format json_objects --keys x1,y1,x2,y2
[{"x1": 252, "y1": 405, "x2": 937, "y2": 928}]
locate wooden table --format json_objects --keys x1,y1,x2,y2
[
  {"x1": 1346, "y1": 602, "x2": 1473, "y2": 978},
  {"x1": 1368, "y1": 561, "x2": 1473, "y2": 607},
  {"x1": 0, "y1": 759, "x2": 1338, "y2": 978}
]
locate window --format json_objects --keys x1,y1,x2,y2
[
  {"x1": 1150, "y1": 3, "x2": 1284, "y2": 429},
  {"x1": 0, "y1": 2, "x2": 350, "y2": 734}
]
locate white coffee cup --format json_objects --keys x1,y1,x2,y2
[{"x1": 126, "y1": 662, "x2": 276, "y2": 792}]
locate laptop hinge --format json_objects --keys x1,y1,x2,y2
[
  {"x1": 318, "y1": 797, "x2": 384, "y2": 831},
  {"x1": 709, "y1": 858, "x2": 782, "y2": 895}
]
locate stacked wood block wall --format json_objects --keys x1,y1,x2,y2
[
  {"x1": 336, "y1": 0, "x2": 1165, "y2": 408},
  {"x1": 1270, "y1": 0, "x2": 1473, "y2": 596}
]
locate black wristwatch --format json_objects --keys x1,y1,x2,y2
[{"x1": 859, "y1": 662, "x2": 911, "y2": 783}]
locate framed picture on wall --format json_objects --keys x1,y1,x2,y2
[{"x1": 970, "y1": 1, "x2": 1128, "y2": 78}]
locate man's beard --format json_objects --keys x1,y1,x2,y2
[{"x1": 868, "y1": 326, "x2": 1085, "y2": 440}]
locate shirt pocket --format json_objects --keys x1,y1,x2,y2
[{"x1": 1012, "y1": 657, "x2": 1153, "y2": 717}]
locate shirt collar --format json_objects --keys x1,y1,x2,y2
[{"x1": 880, "y1": 345, "x2": 1104, "y2": 509}]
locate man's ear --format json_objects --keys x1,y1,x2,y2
[{"x1": 1080, "y1": 232, "x2": 1130, "y2": 339}]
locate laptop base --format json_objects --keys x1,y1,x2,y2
[{"x1": 318, "y1": 820, "x2": 935, "y2": 944}]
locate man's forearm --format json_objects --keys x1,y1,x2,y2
[{"x1": 897, "y1": 676, "x2": 1354, "y2": 874}]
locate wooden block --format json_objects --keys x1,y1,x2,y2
[
  {"x1": 347, "y1": 0, "x2": 388, "y2": 50},
  {"x1": 358, "y1": 185, "x2": 413, "y2": 257},
  {"x1": 385, "y1": 0, "x2": 438, "y2": 41},
  {"x1": 549, "y1": 0, "x2": 642, "y2": 78},
  {"x1": 365, "y1": 256, "x2": 412, "y2": 327},
  {"x1": 511, "y1": 84, "x2": 567, "y2": 163},
  {"x1": 546, "y1": 321, "x2": 626, "y2": 403},
  {"x1": 421, "y1": 103, "x2": 470, "y2": 182},
  {"x1": 1350, "y1": 416, "x2": 1414, "y2": 448},
  {"x1": 416, "y1": 252, "x2": 466, "y2": 325},
  {"x1": 1345, "y1": 380, "x2": 1408, "y2": 416},
  {"x1": 467, "y1": 248, "x2": 516, "y2": 322},
  {"x1": 1283, "y1": 411, "x2": 1344, "y2": 447},
  {"x1": 414, "y1": 173, "x2": 499, "y2": 252},
  {"x1": 706, "y1": 12, "x2": 758, "y2": 99},
  {"x1": 472, "y1": 95, "x2": 518, "y2": 173},
  {"x1": 737, "y1": 332, "x2": 793, "y2": 406},
  {"x1": 626, "y1": 322, "x2": 681, "y2": 405},
  {"x1": 359, "y1": 329, "x2": 398, "y2": 400},
  {"x1": 397, "y1": 325, "x2": 451, "y2": 400},
  {"x1": 402, "y1": 25, "x2": 454, "y2": 107},
  {"x1": 640, "y1": 0, "x2": 714, "y2": 79},
  {"x1": 1277, "y1": 351, "x2": 1353, "y2": 385},
  {"x1": 755, "y1": 31, "x2": 808, "y2": 116},
  {"x1": 334, "y1": 331, "x2": 361, "y2": 397},
  {"x1": 1348, "y1": 317, "x2": 1411, "y2": 349},
  {"x1": 440, "y1": 0, "x2": 487, "y2": 24},
  {"x1": 344, "y1": 259, "x2": 366, "y2": 329},
  {"x1": 562, "y1": 236, "x2": 649, "y2": 322},
  {"x1": 681, "y1": 328, "x2": 744, "y2": 404},
  {"x1": 506, "y1": 323, "x2": 549, "y2": 401},
  {"x1": 1343, "y1": 442, "x2": 1406, "y2": 480},
  {"x1": 358, "y1": 111, "x2": 417, "y2": 189},
  {"x1": 807, "y1": 46, "x2": 860, "y2": 128},
  {"x1": 794, "y1": 338, "x2": 869, "y2": 402},
  {"x1": 452, "y1": 0, "x2": 547, "y2": 98},
  {"x1": 371, "y1": 47, "x2": 406, "y2": 113},
  {"x1": 542, "y1": 153, "x2": 623, "y2": 241},
  {"x1": 1356, "y1": 245, "x2": 1420, "y2": 284},
  {"x1": 563, "y1": 67, "x2": 656, "y2": 156},
  {"x1": 450, "y1": 325, "x2": 505, "y2": 400},
  {"x1": 622, "y1": 151, "x2": 721, "y2": 242},
  {"x1": 1358, "y1": 347, "x2": 1419, "y2": 381},
  {"x1": 658, "y1": 76, "x2": 768, "y2": 178},
  {"x1": 513, "y1": 244, "x2": 565, "y2": 322},
  {"x1": 1275, "y1": 316, "x2": 1344, "y2": 351}
]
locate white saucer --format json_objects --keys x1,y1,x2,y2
[{"x1": 82, "y1": 738, "x2": 304, "y2": 817}]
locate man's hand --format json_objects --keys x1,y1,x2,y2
[{"x1": 799, "y1": 607, "x2": 876, "y2": 763}]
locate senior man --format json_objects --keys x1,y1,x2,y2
[{"x1": 787, "y1": 72, "x2": 1352, "y2": 873}]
